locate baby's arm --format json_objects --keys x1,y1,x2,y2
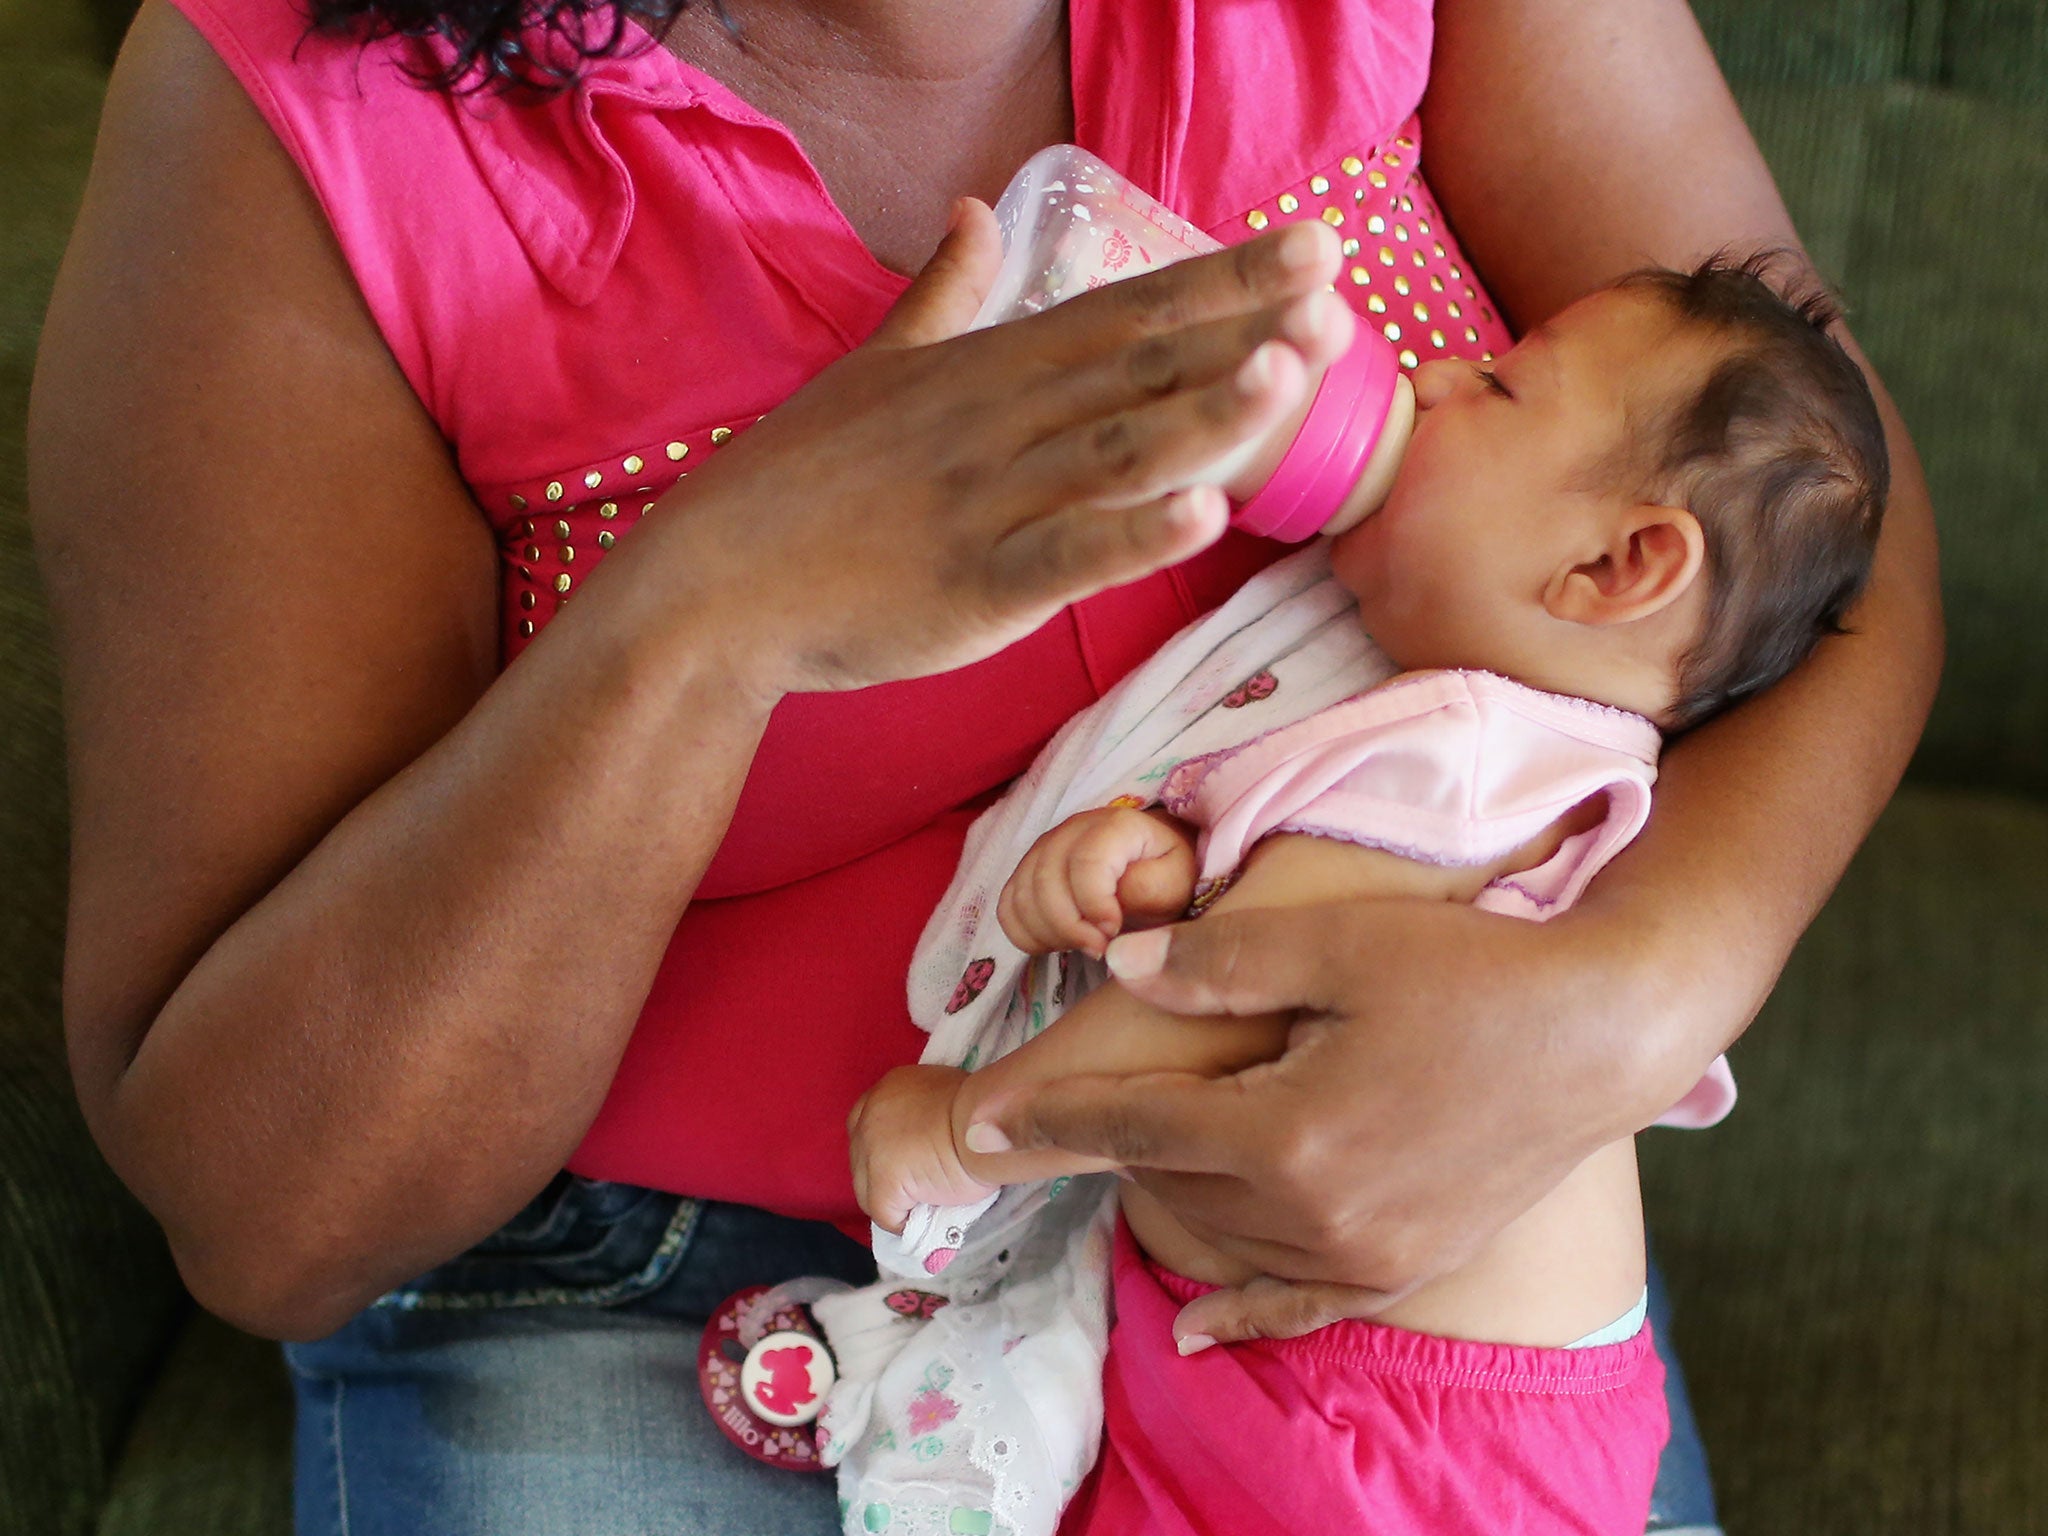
[{"x1": 850, "y1": 806, "x2": 1578, "y2": 1234}]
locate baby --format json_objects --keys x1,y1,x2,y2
[{"x1": 837, "y1": 253, "x2": 1889, "y2": 1535}]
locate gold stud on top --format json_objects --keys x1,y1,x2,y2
[
  {"x1": 1277, "y1": 192, "x2": 1300, "y2": 214},
  {"x1": 666, "y1": 441, "x2": 688, "y2": 461},
  {"x1": 1350, "y1": 267, "x2": 1369, "y2": 285},
  {"x1": 1394, "y1": 224, "x2": 1409, "y2": 243},
  {"x1": 1340, "y1": 155, "x2": 1365, "y2": 176},
  {"x1": 519, "y1": 619, "x2": 535, "y2": 637},
  {"x1": 520, "y1": 518, "x2": 535, "y2": 537},
  {"x1": 1413, "y1": 301, "x2": 1430, "y2": 321},
  {"x1": 1430, "y1": 329, "x2": 1447, "y2": 349},
  {"x1": 1480, "y1": 350, "x2": 1495, "y2": 362},
  {"x1": 1412, "y1": 250, "x2": 1427, "y2": 269},
  {"x1": 1394, "y1": 275, "x2": 1411, "y2": 296},
  {"x1": 1384, "y1": 151, "x2": 1403, "y2": 168},
  {"x1": 545, "y1": 481, "x2": 564, "y2": 502},
  {"x1": 1399, "y1": 195, "x2": 1415, "y2": 213},
  {"x1": 1367, "y1": 215, "x2": 1386, "y2": 235},
  {"x1": 1399, "y1": 348, "x2": 1419, "y2": 369},
  {"x1": 554, "y1": 573, "x2": 572, "y2": 594},
  {"x1": 1309, "y1": 175, "x2": 1330, "y2": 195},
  {"x1": 597, "y1": 530, "x2": 615, "y2": 550},
  {"x1": 524, "y1": 543, "x2": 541, "y2": 563},
  {"x1": 710, "y1": 427, "x2": 733, "y2": 445},
  {"x1": 1434, "y1": 243, "x2": 1448, "y2": 260},
  {"x1": 1395, "y1": 135, "x2": 1415, "y2": 150},
  {"x1": 1367, "y1": 294, "x2": 1387, "y2": 314},
  {"x1": 1341, "y1": 238, "x2": 1360, "y2": 257},
  {"x1": 1465, "y1": 326, "x2": 1480, "y2": 342},
  {"x1": 1353, "y1": 187, "x2": 1367, "y2": 204},
  {"x1": 510, "y1": 494, "x2": 528, "y2": 512},
  {"x1": 584, "y1": 470, "x2": 602, "y2": 490},
  {"x1": 1418, "y1": 219, "x2": 1431, "y2": 237},
  {"x1": 1321, "y1": 207, "x2": 1344, "y2": 227},
  {"x1": 599, "y1": 502, "x2": 618, "y2": 520},
  {"x1": 559, "y1": 545, "x2": 575, "y2": 564},
  {"x1": 623, "y1": 455, "x2": 644, "y2": 476},
  {"x1": 1246, "y1": 209, "x2": 1269, "y2": 230},
  {"x1": 1447, "y1": 299, "x2": 1461, "y2": 317},
  {"x1": 1382, "y1": 321, "x2": 1402, "y2": 342},
  {"x1": 519, "y1": 590, "x2": 536, "y2": 611},
  {"x1": 1368, "y1": 170, "x2": 1388, "y2": 188},
  {"x1": 1379, "y1": 246, "x2": 1395, "y2": 267},
  {"x1": 641, "y1": 502, "x2": 655, "y2": 517},
  {"x1": 554, "y1": 519, "x2": 571, "y2": 540}
]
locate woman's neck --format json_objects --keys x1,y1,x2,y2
[
  {"x1": 668, "y1": 0, "x2": 1067, "y2": 85},
  {"x1": 655, "y1": 0, "x2": 1073, "y2": 276}
]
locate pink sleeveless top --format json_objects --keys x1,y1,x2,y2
[{"x1": 166, "y1": 0, "x2": 1518, "y2": 1230}]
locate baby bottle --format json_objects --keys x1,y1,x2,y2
[{"x1": 970, "y1": 145, "x2": 1416, "y2": 540}]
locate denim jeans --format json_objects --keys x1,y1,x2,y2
[{"x1": 287, "y1": 1176, "x2": 1721, "y2": 1534}]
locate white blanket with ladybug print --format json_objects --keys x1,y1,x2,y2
[{"x1": 811, "y1": 545, "x2": 1396, "y2": 1536}]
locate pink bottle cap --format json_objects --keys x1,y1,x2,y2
[{"x1": 1231, "y1": 324, "x2": 1402, "y2": 543}]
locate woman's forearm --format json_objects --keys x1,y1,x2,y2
[
  {"x1": 96, "y1": 535, "x2": 776, "y2": 1340},
  {"x1": 1576, "y1": 357, "x2": 1943, "y2": 1112}
]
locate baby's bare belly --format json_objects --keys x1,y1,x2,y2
[{"x1": 1118, "y1": 1138, "x2": 1649, "y2": 1349}]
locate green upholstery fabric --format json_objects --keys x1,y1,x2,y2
[
  {"x1": 1737, "y1": 86, "x2": 2048, "y2": 798},
  {"x1": 0, "y1": 40, "x2": 191, "y2": 1536},
  {"x1": 1640, "y1": 786, "x2": 2048, "y2": 1533},
  {"x1": 94, "y1": 1314, "x2": 295, "y2": 1536},
  {"x1": 0, "y1": 2, "x2": 2043, "y2": 1535}
]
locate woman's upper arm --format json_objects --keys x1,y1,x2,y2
[
  {"x1": 1420, "y1": 0, "x2": 1800, "y2": 329},
  {"x1": 1419, "y1": 0, "x2": 1941, "y2": 1046},
  {"x1": 28, "y1": 0, "x2": 498, "y2": 1111}
]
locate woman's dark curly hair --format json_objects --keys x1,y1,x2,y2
[{"x1": 300, "y1": 0, "x2": 733, "y2": 99}]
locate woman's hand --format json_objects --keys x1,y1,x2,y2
[
  {"x1": 964, "y1": 896, "x2": 1700, "y2": 1348},
  {"x1": 628, "y1": 200, "x2": 1358, "y2": 700}
]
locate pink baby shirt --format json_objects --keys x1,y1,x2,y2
[
  {"x1": 1164, "y1": 669, "x2": 1659, "y2": 910},
  {"x1": 1163, "y1": 668, "x2": 1739, "y2": 1128}
]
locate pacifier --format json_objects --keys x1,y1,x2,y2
[{"x1": 697, "y1": 1278, "x2": 851, "y2": 1473}]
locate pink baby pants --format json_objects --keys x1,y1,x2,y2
[{"x1": 1061, "y1": 1217, "x2": 1669, "y2": 1536}]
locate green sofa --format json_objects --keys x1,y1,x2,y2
[{"x1": 3, "y1": 0, "x2": 2043, "y2": 1531}]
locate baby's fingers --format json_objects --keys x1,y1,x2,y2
[
  {"x1": 1029, "y1": 837, "x2": 1108, "y2": 956},
  {"x1": 1065, "y1": 836, "x2": 1129, "y2": 946}
]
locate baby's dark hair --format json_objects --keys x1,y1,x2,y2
[{"x1": 1613, "y1": 251, "x2": 1888, "y2": 730}]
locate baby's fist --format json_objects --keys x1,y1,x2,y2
[
  {"x1": 847, "y1": 1065, "x2": 995, "y2": 1235},
  {"x1": 997, "y1": 806, "x2": 1197, "y2": 958}
]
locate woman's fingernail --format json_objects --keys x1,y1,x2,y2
[
  {"x1": 1281, "y1": 291, "x2": 1335, "y2": 346},
  {"x1": 1106, "y1": 928, "x2": 1169, "y2": 980},
  {"x1": 964, "y1": 1121, "x2": 1013, "y2": 1155},
  {"x1": 1176, "y1": 1333, "x2": 1217, "y2": 1357},
  {"x1": 1235, "y1": 344, "x2": 1274, "y2": 393},
  {"x1": 1277, "y1": 223, "x2": 1322, "y2": 269}
]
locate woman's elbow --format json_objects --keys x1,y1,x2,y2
[{"x1": 169, "y1": 1227, "x2": 387, "y2": 1342}]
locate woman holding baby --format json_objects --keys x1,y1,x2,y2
[{"x1": 28, "y1": 0, "x2": 1940, "y2": 1532}]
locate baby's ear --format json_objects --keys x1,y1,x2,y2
[{"x1": 1546, "y1": 504, "x2": 1705, "y2": 627}]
